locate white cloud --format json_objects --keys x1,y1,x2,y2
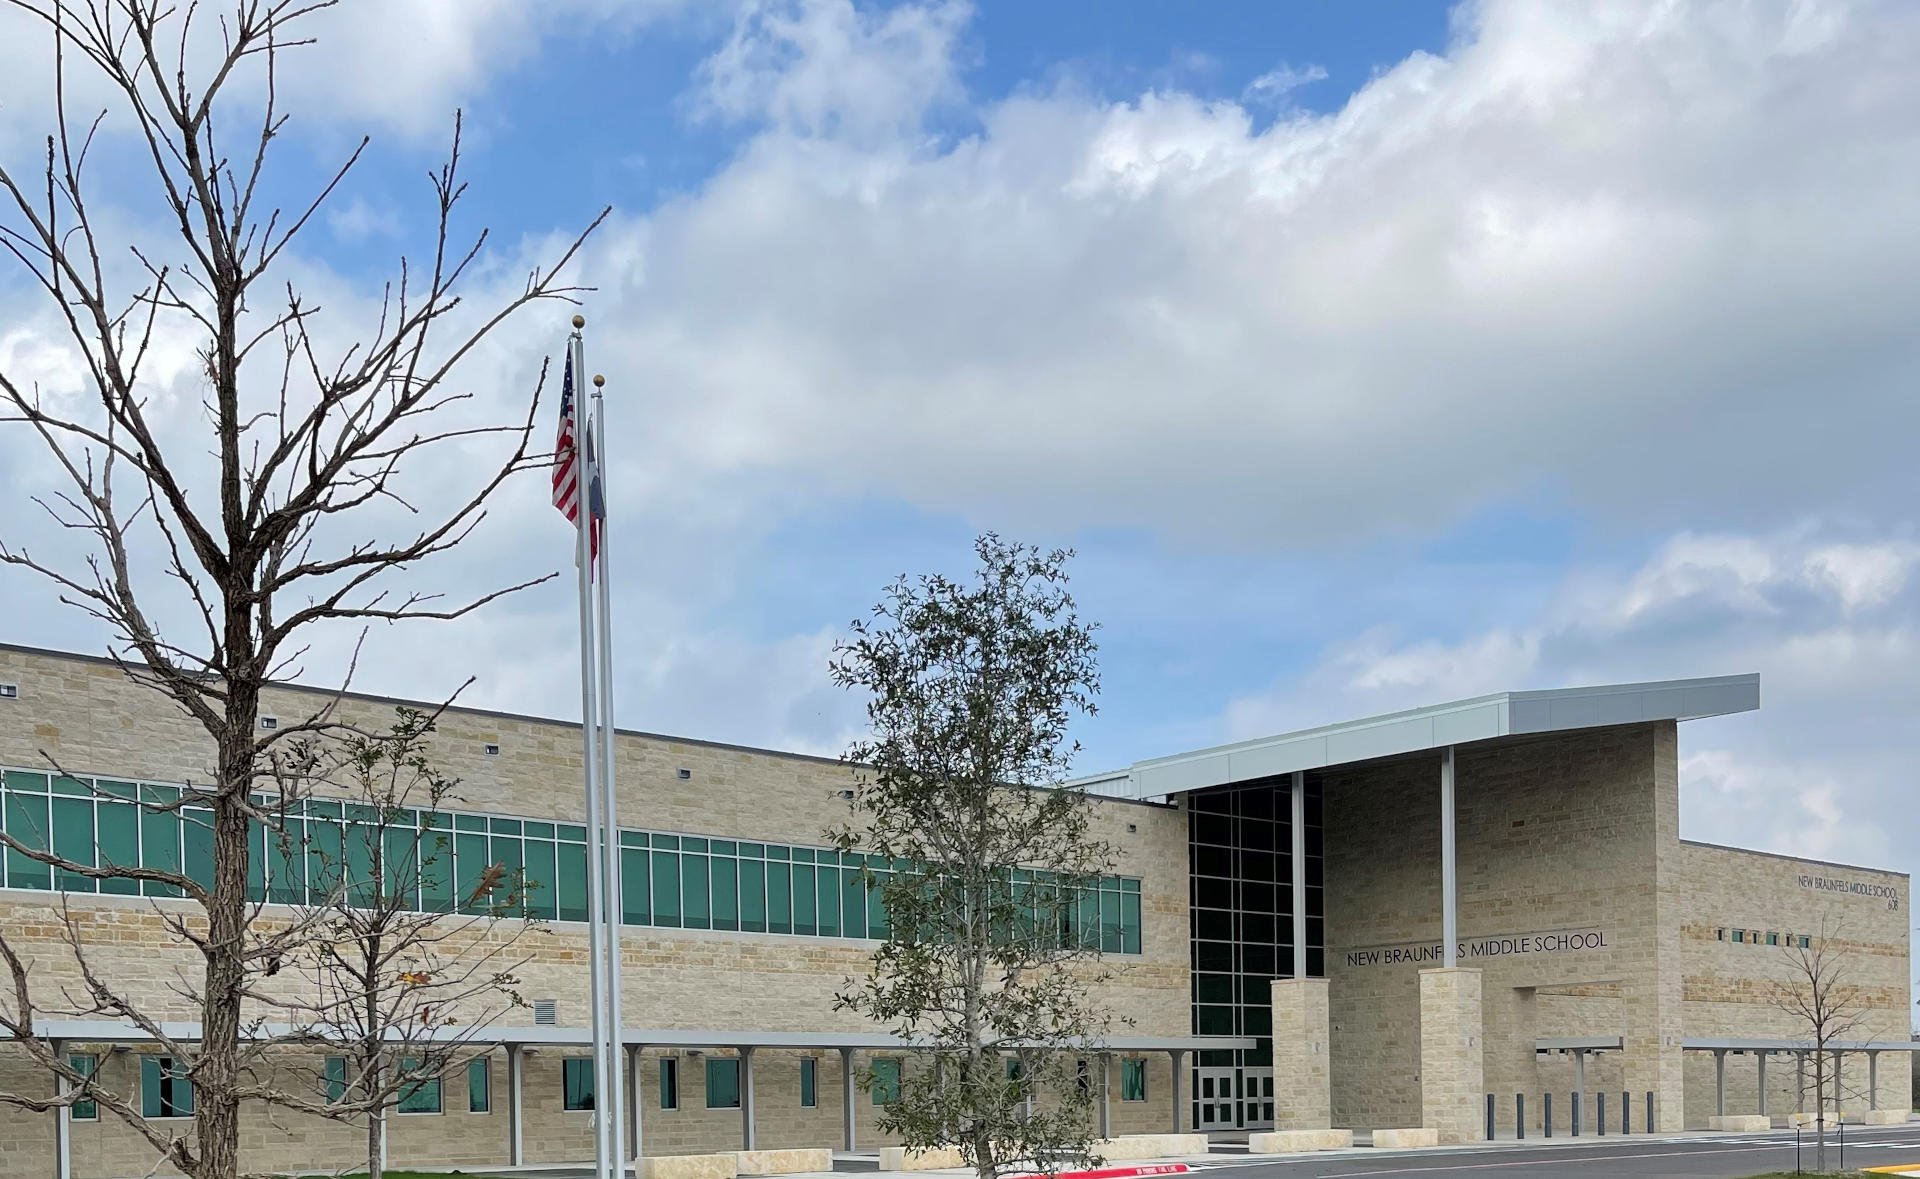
[
  {"x1": 578, "y1": 0, "x2": 1920, "y2": 545},
  {"x1": 326, "y1": 197, "x2": 403, "y2": 243},
  {"x1": 1243, "y1": 62, "x2": 1328, "y2": 107},
  {"x1": 694, "y1": 0, "x2": 970, "y2": 139}
]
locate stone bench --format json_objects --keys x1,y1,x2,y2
[
  {"x1": 1092, "y1": 1134, "x2": 1211, "y2": 1160},
  {"x1": 1247, "y1": 1129, "x2": 1353, "y2": 1153},
  {"x1": 735, "y1": 1148, "x2": 835, "y2": 1174},
  {"x1": 1707, "y1": 1115, "x2": 1770, "y2": 1132},
  {"x1": 1369, "y1": 1128, "x2": 1439, "y2": 1150},
  {"x1": 877, "y1": 1146, "x2": 968, "y2": 1171},
  {"x1": 1865, "y1": 1109, "x2": 1913, "y2": 1126},
  {"x1": 639, "y1": 1154, "x2": 740, "y2": 1179}
]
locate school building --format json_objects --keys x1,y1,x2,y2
[{"x1": 0, "y1": 643, "x2": 1909, "y2": 1178}]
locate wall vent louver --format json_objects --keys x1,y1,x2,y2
[
  {"x1": 533, "y1": 999, "x2": 558, "y2": 1026},
  {"x1": 0, "y1": 683, "x2": 17, "y2": 699}
]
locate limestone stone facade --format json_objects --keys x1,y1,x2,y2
[{"x1": 0, "y1": 645, "x2": 1188, "y2": 1179}]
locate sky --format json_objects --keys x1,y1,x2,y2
[{"x1": 0, "y1": 1, "x2": 1916, "y2": 972}]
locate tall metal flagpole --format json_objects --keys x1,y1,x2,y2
[
  {"x1": 570, "y1": 319, "x2": 615, "y2": 1179},
  {"x1": 588, "y1": 370, "x2": 629, "y2": 1167}
]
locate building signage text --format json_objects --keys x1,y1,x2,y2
[
  {"x1": 1797, "y1": 874, "x2": 1900, "y2": 909},
  {"x1": 1341, "y1": 929, "x2": 1610, "y2": 969}
]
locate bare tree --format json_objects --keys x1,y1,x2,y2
[
  {"x1": 1769, "y1": 920, "x2": 1869, "y2": 1173},
  {"x1": 269, "y1": 708, "x2": 538, "y2": 1179},
  {"x1": 0, "y1": 4, "x2": 604, "y2": 1177},
  {"x1": 829, "y1": 536, "x2": 1117, "y2": 1179}
]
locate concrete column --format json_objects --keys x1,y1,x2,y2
[
  {"x1": 1440, "y1": 748, "x2": 1457, "y2": 969},
  {"x1": 1290, "y1": 770, "x2": 1308, "y2": 978},
  {"x1": 741, "y1": 1046, "x2": 757, "y2": 1151},
  {"x1": 1270, "y1": 977, "x2": 1332, "y2": 1129},
  {"x1": 1098, "y1": 1055, "x2": 1112, "y2": 1140},
  {"x1": 1796, "y1": 1051, "x2": 1806, "y2": 1114},
  {"x1": 1169, "y1": 1049, "x2": 1188, "y2": 1133},
  {"x1": 1757, "y1": 1052, "x2": 1768, "y2": 1119},
  {"x1": 628, "y1": 1045, "x2": 644, "y2": 1164},
  {"x1": 507, "y1": 1044, "x2": 525, "y2": 1167},
  {"x1": 1714, "y1": 1050, "x2": 1726, "y2": 1118},
  {"x1": 52, "y1": 1040, "x2": 68, "y2": 1179},
  {"x1": 841, "y1": 1047, "x2": 857, "y2": 1152},
  {"x1": 1573, "y1": 1051, "x2": 1586, "y2": 1135},
  {"x1": 1869, "y1": 1051, "x2": 1880, "y2": 1110},
  {"x1": 1419, "y1": 967, "x2": 1484, "y2": 1144}
]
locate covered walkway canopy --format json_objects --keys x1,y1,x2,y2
[{"x1": 30, "y1": 1018, "x2": 1251, "y2": 1177}]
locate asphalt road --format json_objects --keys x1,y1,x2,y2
[{"x1": 1196, "y1": 1122, "x2": 1920, "y2": 1178}]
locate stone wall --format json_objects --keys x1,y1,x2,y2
[
  {"x1": 0, "y1": 645, "x2": 1189, "y2": 1178},
  {"x1": 1323, "y1": 723, "x2": 1682, "y2": 1134},
  {"x1": 1674, "y1": 841, "x2": 1910, "y2": 1126}
]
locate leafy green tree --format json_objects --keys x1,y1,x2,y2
[{"x1": 830, "y1": 535, "x2": 1116, "y2": 1179}]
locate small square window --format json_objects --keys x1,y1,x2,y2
[
  {"x1": 484, "y1": 743, "x2": 501, "y2": 757},
  {"x1": 260, "y1": 716, "x2": 279, "y2": 731},
  {"x1": 1715, "y1": 928, "x2": 1725, "y2": 942},
  {"x1": 871, "y1": 1058, "x2": 901, "y2": 1105},
  {"x1": 1732, "y1": 929, "x2": 1746, "y2": 944},
  {"x1": 397, "y1": 1057, "x2": 441, "y2": 1114},
  {"x1": 1766, "y1": 932, "x2": 1779, "y2": 946},
  {"x1": 0, "y1": 683, "x2": 18, "y2": 699},
  {"x1": 1121, "y1": 1059, "x2": 1148, "y2": 1102}
]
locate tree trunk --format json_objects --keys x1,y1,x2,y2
[
  {"x1": 195, "y1": 687, "x2": 258, "y2": 1179},
  {"x1": 367, "y1": 1107, "x2": 385, "y2": 1179}
]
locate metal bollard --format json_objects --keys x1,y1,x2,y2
[
  {"x1": 1545, "y1": 1092, "x2": 1553, "y2": 1138},
  {"x1": 1572, "y1": 1091, "x2": 1582, "y2": 1137},
  {"x1": 1646, "y1": 1091, "x2": 1654, "y2": 1134},
  {"x1": 1622, "y1": 1090, "x2": 1630, "y2": 1134},
  {"x1": 1597, "y1": 1091, "x2": 1606, "y2": 1136},
  {"x1": 1517, "y1": 1093, "x2": 1525, "y2": 1141},
  {"x1": 1486, "y1": 1092, "x2": 1495, "y2": 1142}
]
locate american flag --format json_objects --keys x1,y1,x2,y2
[{"x1": 552, "y1": 351, "x2": 600, "y2": 563}]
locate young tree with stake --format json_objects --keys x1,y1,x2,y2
[
  {"x1": 0, "y1": 4, "x2": 603, "y2": 1177},
  {"x1": 830, "y1": 535, "x2": 1117, "y2": 1179},
  {"x1": 1769, "y1": 920, "x2": 1869, "y2": 1173}
]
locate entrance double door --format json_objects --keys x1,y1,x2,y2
[{"x1": 1194, "y1": 1067, "x2": 1275, "y2": 1130}]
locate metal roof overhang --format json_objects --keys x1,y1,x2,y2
[
  {"x1": 30, "y1": 1019, "x2": 1250, "y2": 1054},
  {"x1": 1681, "y1": 1037, "x2": 1920, "y2": 1053},
  {"x1": 1076, "y1": 674, "x2": 1760, "y2": 802}
]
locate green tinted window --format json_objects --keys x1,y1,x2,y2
[
  {"x1": 1121, "y1": 1059, "x2": 1147, "y2": 1102},
  {"x1": 767, "y1": 862, "x2": 793, "y2": 934},
  {"x1": 324, "y1": 1056, "x2": 347, "y2": 1102},
  {"x1": 870, "y1": 1058, "x2": 901, "y2": 1105},
  {"x1": 816, "y1": 866, "x2": 840, "y2": 936},
  {"x1": 4, "y1": 792, "x2": 50, "y2": 890},
  {"x1": 563, "y1": 1058, "x2": 595, "y2": 1111},
  {"x1": 141, "y1": 1056, "x2": 194, "y2": 1118},
  {"x1": 468, "y1": 1057, "x2": 490, "y2": 1112},
  {"x1": 70, "y1": 1054, "x2": 98, "y2": 1120},
  {"x1": 710, "y1": 856, "x2": 738, "y2": 931},
  {"x1": 453, "y1": 832, "x2": 490, "y2": 914},
  {"x1": 398, "y1": 1057, "x2": 441, "y2": 1113},
  {"x1": 651, "y1": 852, "x2": 681, "y2": 926},
  {"x1": 682, "y1": 855, "x2": 711, "y2": 929},
  {"x1": 739, "y1": 860, "x2": 766, "y2": 933},
  {"x1": 557, "y1": 841, "x2": 589, "y2": 923},
  {"x1": 620, "y1": 846, "x2": 649, "y2": 924},
  {"x1": 840, "y1": 869, "x2": 866, "y2": 939},
  {"x1": 419, "y1": 829, "x2": 454, "y2": 913},
  {"x1": 705, "y1": 1058, "x2": 740, "y2": 1109},
  {"x1": 51, "y1": 794, "x2": 95, "y2": 892},
  {"x1": 800, "y1": 1057, "x2": 816, "y2": 1107},
  {"x1": 522, "y1": 838, "x2": 558, "y2": 920},
  {"x1": 659, "y1": 1058, "x2": 678, "y2": 1109}
]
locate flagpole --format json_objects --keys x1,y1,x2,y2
[
  {"x1": 588, "y1": 369, "x2": 629, "y2": 1167},
  {"x1": 570, "y1": 319, "x2": 615, "y2": 1179}
]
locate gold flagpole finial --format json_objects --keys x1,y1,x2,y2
[
  {"x1": 593, "y1": 374, "x2": 606, "y2": 388},
  {"x1": 571, "y1": 313, "x2": 586, "y2": 329}
]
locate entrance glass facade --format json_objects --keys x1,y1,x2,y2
[{"x1": 1188, "y1": 774, "x2": 1324, "y2": 1129}]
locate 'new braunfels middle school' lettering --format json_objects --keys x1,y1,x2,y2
[{"x1": 1342, "y1": 929, "x2": 1610, "y2": 969}]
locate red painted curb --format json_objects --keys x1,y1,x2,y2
[{"x1": 1011, "y1": 1164, "x2": 1193, "y2": 1179}]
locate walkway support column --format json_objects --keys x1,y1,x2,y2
[
  {"x1": 1869, "y1": 1051, "x2": 1879, "y2": 1111},
  {"x1": 1758, "y1": 1051, "x2": 1768, "y2": 1120},
  {"x1": 1419, "y1": 966, "x2": 1483, "y2": 1143},
  {"x1": 628, "y1": 1045, "x2": 644, "y2": 1164},
  {"x1": 507, "y1": 1044, "x2": 525, "y2": 1167},
  {"x1": 1168, "y1": 1049, "x2": 1187, "y2": 1133},
  {"x1": 1440, "y1": 747, "x2": 1457, "y2": 968},
  {"x1": 1097, "y1": 1055, "x2": 1112, "y2": 1140},
  {"x1": 52, "y1": 1039, "x2": 68, "y2": 1179},
  {"x1": 1290, "y1": 770, "x2": 1308, "y2": 978},
  {"x1": 1573, "y1": 1051, "x2": 1587, "y2": 1135},
  {"x1": 1270, "y1": 977, "x2": 1332, "y2": 1130},
  {"x1": 841, "y1": 1047, "x2": 857, "y2": 1152},
  {"x1": 741, "y1": 1046, "x2": 757, "y2": 1151},
  {"x1": 1713, "y1": 1050, "x2": 1726, "y2": 1118}
]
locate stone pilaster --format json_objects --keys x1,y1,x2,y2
[
  {"x1": 1270, "y1": 977, "x2": 1332, "y2": 1129},
  {"x1": 1419, "y1": 967, "x2": 1484, "y2": 1144}
]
